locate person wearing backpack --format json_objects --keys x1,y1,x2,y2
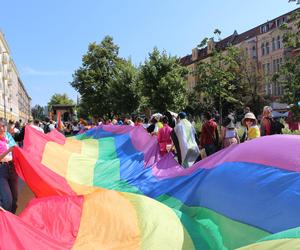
[
  {"x1": 270, "y1": 117, "x2": 285, "y2": 135},
  {"x1": 43, "y1": 117, "x2": 51, "y2": 134}
]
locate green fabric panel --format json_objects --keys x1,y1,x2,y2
[
  {"x1": 157, "y1": 195, "x2": 270, "y2": 250},
  {"x1": 257, "y1": 226, "x2": 300, "y2": 242},
  {"x1": 173, "y1": 209, "x2": 227, "y2": 250},
  {"x1": 104, "y1": 180, "x2": 142, "y2": 194},
  {"x1": 75, "y1": 133, "x2": 90, "y2": 140},
  {"x1": 93, "y1": 137, "x2": 121, "y2": 188}
]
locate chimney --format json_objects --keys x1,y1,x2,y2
[
  {"x1": 207, "y1": 38, "x2": 215, "y2": 54},
  {"x1": 192, "y1": 48, "x2": 198, "y2": 61}
]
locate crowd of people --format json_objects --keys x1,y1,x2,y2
[{"x1": 0, "y1": 105, "x2": 298, "y2": 214}]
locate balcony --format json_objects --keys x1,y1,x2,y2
[
  {"x1": 2, "y1": 53, "x2": 9, "y2": 65},
  {"x1": 2, "y1": 70, "x2": 8, "y2": 80},
  {"x1": 7, "y1": 78, "x2": 12, "y2": 86}
]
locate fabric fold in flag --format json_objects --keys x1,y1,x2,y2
[{"x1": 7, "y1": 125, "x2": 300, "y2": 249}]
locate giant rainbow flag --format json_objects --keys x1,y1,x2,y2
[{"x1": 1, "y1": 125, "x2": 300, "y2": 249}]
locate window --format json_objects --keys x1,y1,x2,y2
[
  {"x1": 252, "y1": 46, "x2": 257, "y2": 58},
  {"x1": 266, "y1": 42, "x2": 270, "y2": 54},
  {"x1": 276, "y1": 17, "x2": 286, "y2": 28},
  {"x1": 269, "y1": 83, "x2": 273, "y2": 95},
  {"x1": 273, "y1": 60, "x2": 277, "y2": 73},
  {"x1": 274, "y1": 82, "x2": 284, "y2": 96},
  {"x1": 272, "y1": 38, "x2": 276, "y2": 51},
  {"x1": 261, "y1": 43, "x2": 265, "y2": 56},
  {"x1": 277, "y1": 36, "x2": 281, "y2": 49},
  {"x1": 266, "y1": 83, "x2": 273, "y2": 95},
  {"x1": 272, "y1": 58, "x2": 282, "y2": 73},
  {"x1": 263, "y1": 63, "x2": 271, "y2": 75},
  {"x1": 276, "y1": 59, "x2": 280, "y2": 72},
  {"x1": 261, "y1": 25, "x2": 269, "y2": 33},
  {"x1": 279, "y1": 84, "x2": 284, "y2": 96}
]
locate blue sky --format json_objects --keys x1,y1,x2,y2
[{"x1": 0, "y1": 1, "x2": 297, "y2": 106}]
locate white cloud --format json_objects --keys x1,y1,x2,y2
[{"x1": 22, "y1": 66, "x2": 72, "y2": 76}]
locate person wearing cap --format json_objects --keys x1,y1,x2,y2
[
  {"x1": 0, "y1": 119, "x2": 17, "y2": 213},
  {"x1": 220, "y1": 115, "x2": 240, "y2": 148},
  {"x1": 174, "y1": 112, "x2": 200, "y2": 168},
  {"x1": 242, "y1": 112, "x2": 260, "y2": 141}
]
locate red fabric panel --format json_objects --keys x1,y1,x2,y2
[
  {"x1": 0, "y1": 195, "x2": 83, "y2": 250},
  {"x1": 13, "y1": 147, "x2": 74, "y2": 197},
  {"x1": 13, "y1": 126, "x2": 74, "y2": 197}
]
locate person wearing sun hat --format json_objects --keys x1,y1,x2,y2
[{"x1": 242, "y1": 112, "x2": 260, "y2": 141}]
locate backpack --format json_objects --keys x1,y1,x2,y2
[
  {"x1": 270, "y1": 119, "x2": 284, "y2": 135},
  {"x1": 44, "y1": 123, "x2": 50, "y2": 134}
]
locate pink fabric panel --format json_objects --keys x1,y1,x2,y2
[{"x1": 153, "y1": 135, "x2": 300, "y2": 179}]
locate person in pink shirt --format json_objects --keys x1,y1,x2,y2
[{"x1": 157, "y1": 116, "x2": 173, "y2": 156}]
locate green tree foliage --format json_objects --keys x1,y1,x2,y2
[
  {"x1": 31, "y1": 104, "x2": 46, "y2": 120},
  {"x1": 109, "y1": 59, "x2": 139, "y2": 115},
  {"x1": 48, "y1": 93, "x2": 74, "y2": 110},
  {"x1": 238, "y1": 49, "x2": 267, "y2": 115},
  {"x1": 139, "y1": 47, "x2": 188, "y2": 113},
  {"x1": 274, "y1": 8, "x2": 300, "y2": 118},
  {"x1": 71, "y1": 36, "x2": 120, "y2": 117},
  {"x1": 195, "y1": 44, "x2": 249, "y2": 118},
  {"x1": 71, "y1": 36, "x2": 138, "y2": 117}
]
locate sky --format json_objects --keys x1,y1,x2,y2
[{"x1": 0, "y1": 1, "x2": 297, "y2": 106}]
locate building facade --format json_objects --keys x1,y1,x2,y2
[
  {"x1": 0, "y1": 31, "x2": 31, "y2": 122},
  {"x1": 181, "y1": 8, "x2": 299, "y2": 103}
]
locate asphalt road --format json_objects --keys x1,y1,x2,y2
[{"x1": 16, "y1": 179, "x2": 34, "y2": 215}]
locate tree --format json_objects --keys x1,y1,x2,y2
[
  {"x1": 109, "y1": 59, "x2": 139, "y2": 115},
  {"x1": 273, "y1": 8, "x2": 300, "y2": 118},
  {"x1": 48, "y1": 93, "x2": 74, "y2": 110},
  {"x1": 71, "y1": 36, "x2": 120, "y2": 117},
  {"x1": 139, "y1": 47, "x2": 187, "y2": 113},
  {"x1": 31, "y1": 105, "x2": 46, "y2": 120},
  {"x1": 238, "y1": 49, "x2": 267, "y2": 115},
  {"x1": 195, "y1": 44, "x2": 249, "y2": 119},
  {"x1": 71, "y1": 36, "x2": 139, "y2": 118}
]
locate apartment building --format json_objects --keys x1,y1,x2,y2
[
  {"x1": 181, "y1": 8, "x2": 299, "y2": 102},
  {"x1": 0, "y1": 31, "x2": 31, "y2": 122}
]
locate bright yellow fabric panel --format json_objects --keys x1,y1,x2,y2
[
  {"x1": 64, "y1": 138, "x2": 83, "y2": 154},
  {"x1": 124, "y1": 193, "x2": 195, "y2": 250},
  {"x1": 42, "y1": 141, "x2": 73, "y2": 178},
  {"x1": 67, "y1": 139, "x2": 99, "y2": 186},
  {"x1": 238, "y1": 239, "x2": 300, "y2": 250},
  {"x1": 73, "y1": 190, "x2": 140, "y2": 250}
]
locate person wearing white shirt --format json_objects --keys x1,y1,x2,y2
[{"x1": 30, "y1": 120, "x2": 45, "y2": 133}]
